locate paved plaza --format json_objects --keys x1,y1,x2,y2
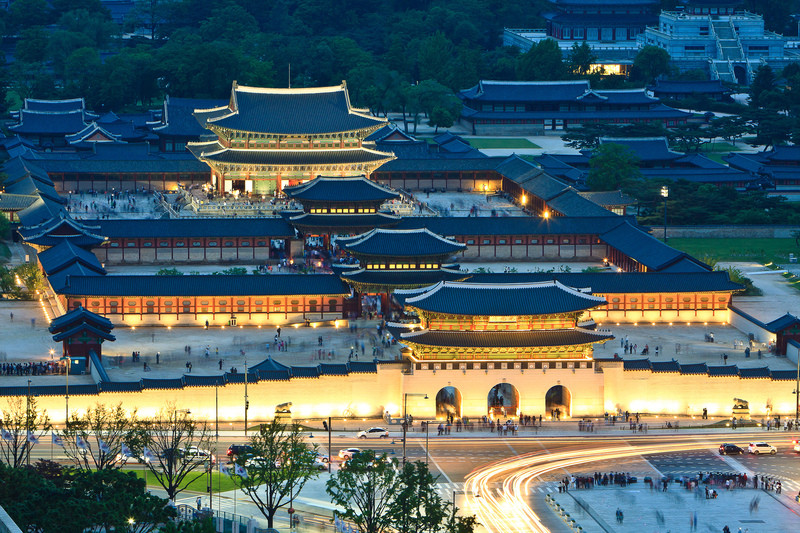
[{"x1": 553, "y1": 483, "x2": 797, "y2": 533}]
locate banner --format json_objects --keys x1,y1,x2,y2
[{"x1": 52, "y1": 433, "x2": 64, "y2": 447}]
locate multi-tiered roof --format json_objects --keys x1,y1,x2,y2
[
  {"x1": 334, "y1": 228, "x2": 468, "y2": 293},
  {"x1": 390, "y1": 280, "x2": 612, "y2": 361},
  {"x1": 283, "y1": 175, "x2": 401, "y2": 234},
  {"x1": 189, "y1": 82, "x2": 395, "y2": 195}
]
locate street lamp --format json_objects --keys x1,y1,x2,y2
[
  {"x1": 244, "y1": 357, "x2": 249, "y2": 437},
  {"x1": 660, "y1": 186, "x2": 669, "y2": 242},
  {"x1": 794, "y1": 348, "x2": 800, "y2": 428},
  {"x1": 483, "y1": 184, "x2": 489, "y2": 201},
  {"x1": 402, "y1": 393, "x2": 428, "y2": 464},
  {"x1": 60, "y1": 355, "x2": 71, "y2": 423}
]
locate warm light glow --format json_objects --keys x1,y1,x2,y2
[
  {"x1": 167, "y1": 326, "x2": 172, "y2": 330},
  {"x1": 520, "y1": 194, "x2": 527, "y2": 205},
  {"x1": 543, "y1": 211, "x2": 550, "y2": 219}
]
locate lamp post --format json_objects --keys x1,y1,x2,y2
[
  {"x1": 26, "y1": 379, "x2": 31, "y2": 466},
  {"x1": 402, "y1": 393, "x2": 428, "y2": 464},
  {"x1": 425, "y1": 420, "x2": 430, "y2": 466},
  {"x1": 244, "y1": 357, "x2": 249, "y2": 437},
  {"x1": 794, "y1": 349, "x2": 800, "y2": 428},
  {"x1": 660, "y1": 186, "x2": 669, "y2": 242},
  {"x1": 215, "y1": 383, "x2": 219, "y2": 438},
  {"x1": 60, "y1": 355, "x2": 71, "y2": 424}
]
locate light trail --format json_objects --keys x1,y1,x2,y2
[{"x1": 463, "y1": 439, "x2": 720, "y2": 533}]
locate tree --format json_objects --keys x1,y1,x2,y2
[
  {"x1": 711, "y1": 115, "x2": 749, "y2": 146},
  {"x1": 389, "y1": 461, "x2": 452, "y2": 533},
  {"x1": 137, "y1": 406, "x2": 213, "y2": 501},
  {"x1": 749, "y1": 65, "x2": 776, "y2": 108},
  {"x1": 516, "y1": 38, "x2": 566, "y2": 81},
  {"x1": 14, "y1": 262, "x2": 46, "y2": 296},
  {"x1": 230, "y1": 419, "x2": 320, "y2": 529},
  {"x1": 631, "y1": 45, "x2": 672, "y2": 84},
  {"x1": 416, "y1": 32, "x2": 454, "y2": 85},
  {"x1": 669, "y1": 122, "x2": 706, "y2": 152},
  {"x1": 587, "y1": 143, "x2": 642, "y2": 191},
  {"x1": 59, "y1": 403, "x2": 140, "y2": 471},
  {"x1": 0, "y1": 397, "x2": 51, "y2": 468},
  {"x1": 326, "y1": 450, "x2": 401, "y2": 533},
  {"x1": 567, "y1": 41, "x2": 596, "y2": 77},
  {"x1": 0, "y1": 212, "x2": 9, "y2": 240}
]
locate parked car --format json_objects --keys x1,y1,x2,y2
[
  {"x1": 748, "y1": 442, "x2": 777, "y2": 455},
  {"x1": 312, "y1": 457, "x2": 329, "y2": 470},
  {"x1": 227, "y1": 444, "x2": 255, "y2": 459},
  {"x1": 338, "y1": 448, "x2": 361, "y2": 460},
  {"x1": 719, "y1": 443, "x2": 744, "y2": 455},
  {"x1": 357, "y1": 427, "x2": 389, "y2": 439}
]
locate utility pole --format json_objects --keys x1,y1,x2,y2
[
  {"x1": 244, "y1": 357, "x2": 249, "y2": 437},
  {"x1": 26, "y1": 379, "x2": 31, "y2": 466},
  {"x1": 215, "y1": 384, "x2": 219, "y2": 438},
  {"x1": 327, "y1": 416, "x2": 332, "y2": 474}
]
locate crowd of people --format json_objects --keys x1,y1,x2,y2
[{"x1": 1, "y1": 361, "x2": 64, "y2": 376}]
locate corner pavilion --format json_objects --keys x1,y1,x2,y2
[{"x1": 189, "y1": 82, "x2": 395, "y2": 195}]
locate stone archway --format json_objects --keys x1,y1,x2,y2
[
  {"x1": 545, "y1": 385, "x2": 571, "y2": 420},
  {"x1": 487, "y1": 383, "x2": 519, "y2": 418},
  {"x1": 435, "y1": 386, "x2": 462, "y2": 419}
]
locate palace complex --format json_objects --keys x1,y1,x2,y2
[{"x1": 1, "y1": 84, "x2": 795, "y2": 423}]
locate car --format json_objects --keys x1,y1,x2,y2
[
  {"x1": 748, "y1": 442, "x2": 777, "y2": 455},
  {"x1": 227, "y1": 444, "x2": 255, "y2": 459},
  {"x1": 338, "y1": 448, "x2": 361, "y2": 460},
  {"x1": 312, "y1": 457, "x2": 329, "y2": 471},
  {"x1": 357, "y1": 427, "x2": 389, "y2": 439},
  {"x1": 314, "y1": 451, "x2": 330, "y2": 463},
  {"x1": 793, "y1": 440, "x2": 800, "y2": 453},
  {"x1": 179, "y1": 446, "x2": 216, "y2": 462},
  {"x1": 719, "y1": 443, "x2": 744, "y2": 455}
]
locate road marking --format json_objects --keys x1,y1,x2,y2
[{"x1": 426, "y1": 447, "x2": 453, "y2": 484}]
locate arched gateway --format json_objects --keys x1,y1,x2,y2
[
  {"x1": 488, "y1": 383, "x2": 519, "y2": 418},
  {"x1": 545, "y1": 385, "x2": 571, "y2": 419},
  {"x1": 436, "y1": 386, "x2": 462, "y2": 419}
]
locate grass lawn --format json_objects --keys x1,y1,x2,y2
[
  {"x1": 467, "y1": 138, "x2": 540, "y2": 149},
  {"x1": 704, "y1": 153, "x2": 729, "y2": 165},
  {"x1": 668, "y1": 238, "x2": 797, "y2": 265},
  {"x1": 123, "y1": 469, "x2": 239, "y2": 493},
  {"x1": 701, "y1": 141, "x2": 741, "y2": 153}
]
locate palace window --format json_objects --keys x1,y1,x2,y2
[
  {"x1": 164, "y1": 300, "x2": 173, "y2": 313},
  {"x1": 219, "y1": 300, "x2": 227, "y2": 313},
  {"x1": 547, "y1": 239, "x2": 554, "y2": 244},
  {"x1": 208, "y1": 241, "x2": 218, "y2": 247},
  {"x1": 498, "y1": 239, "x2": 507, "y2": 245},
  {"x1": 182, "y1": 300, "x2": 191, "y2": 313},
  {"x1": 192, "y1": 241, "x2": 202, "y2": 247},
  {"x1": 224, "y1": 241, "x2": 234, "y2": 247},
  {"x1": 328, "y1": 299, "x2": 337, "y2": 312},
  {"x1": 514, "y1": 239, "x2": 523, "y2": 244},
  {"x1": 143, "y1": 241, "x2": 153, "y2": 247},
  {"x1": 309, "y1": 299, "x2": 317, "y2": 312},
  {"x1": 108, "y1": 301, "x2": 118, "y2": 314},
  {"x1": 482, "y1": 239, "x2": 491, "y2": 245},
  {"x1": 237, "y1": 300, "x2": 246, "y2": 312},
  {"x1": 159, "y1": 241, "x2": 170, "y2": 247},
  {"x1": 200, "y1": 300, "x2": 209, "y2": 313},
  {"x1": 467, "y1": 239, "x2": 475, "y2": 245},
  {"x1": 126, "y1": 241, "x2": 137, "y2": 248},
  {"x1": 145, "y1": 301, "x2": 155, "y2": 314},
  {"x1": 272, "y1": 299, "x2": 282, "y2": 312},
  {"x1": 531, "y1": 239, "x2": 539, "y2": 244},
  {"x1": 175, "y1": 241, "x2": 185, "y2": 247},
  {"x1": 562, "y1": 239, "x2": 570, "y2": 244},
  {"x1": 290, "y1": 300, "x2": 300, "y2": 312}
]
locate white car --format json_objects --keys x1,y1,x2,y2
[
  {"x1": 357, "y1": 427, "x2": 389, "y2": 439},
  {"x1": 179, "y1": 446, "x2": 216, "y2": 462},
  {"x1": 748, "y1": 442, "x2": 777, "y2": 455},
  {"x1": 312, "y1": 458, "x2": 329, "y2": 470},
  {"x1": 338, "y1": 448, "x2": 361, "y2": 460}
]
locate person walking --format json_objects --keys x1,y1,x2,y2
[{"x1": 156, "y1": 352, "x2": 160, "y2": 364}]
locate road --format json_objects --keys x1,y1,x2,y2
[{"x1": 21, "y1": 429, "x2": 800, "y2": 532}]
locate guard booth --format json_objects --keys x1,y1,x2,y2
[{"x1": 48, "y1": 305, "x2": 116, "y2": 374}]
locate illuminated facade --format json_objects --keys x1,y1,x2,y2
[{"x1": 189, "y1": 82, "x2": 395, "y2": 195}]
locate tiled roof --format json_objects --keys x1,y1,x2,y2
[
  {"x1": 339, "y1": 268, "x2": 469, "y2": 288},
  {"x1": 184, "y1": 375, "x2": 226, "y2": 387},
  {"x1": 49, "y1": 305, "x2": 114, "y2": 333},
  {"x1": 224, "y1": 372, "x2": 258, "y2": 384},
  {"x1": 622, "y1": 359, "x2": 652, "y2": 370},
  {"x1": 49, "y1": 263, "x2": 103, "y2": 292},
  {"x1": 764, "y1": 313, "x2": 800, "y2": 333},
  {"x1": 447, "y1": 271, "x2": 744, "y2": 295},
  {"x1": 10, "y1": 110, "x2": 88, "y2": 135},
  {"x1": 0, "y1": 193, "x2": 38, "y2": 211},
  {"x1": 283, "y1": 176, "x2": 399, "y2": 203},
  {"x1": 706, "y1": 365, "x2": 739, "y2": 377},
  {"x1": 250, "y1": 357, "x2": 290, "y2": 373},
  {"x1": 51, "y1": 322, "x2": 116, "y2": 342},
  {"x1": 398, "y1": 280, "x2": 607, "y2": 316},
  {"x1": 319, "y1": 363, "x2": 349, "y2": 376},
  {"x1": 16, "y1": 197, "x2": 66, "y2": 227},
  {"x1": 205, "y1": 83, "x2": 387, "y2": 135},
  {"x1": 770, "y1": 370, "x2": 797, "y2": 381},
  {"x1": 679, "y1": 363, "x2": 708, "y2": 375},
  {"x1": 26, "y1": 144, "x2": 210, "y2": 174},
  {"x1": 461, "y1": 106, "x2": 690, "y2": 121},
  {"x1": 598, "y1": 137, "x2": 683, "y2": 162},
  {"x1": 738, "y1": 367, "x2": 771, "y2": 379},
  {"x1": 599, "y1": 221, "x2": 710, "y2": 272},
  {"x1": 394, "y1": 327, "x2": 612, "y2": 348},
  {"x1": 289, "y1": 366, "x2": 321, "y2": 378},
  {"x1": 341, "y1": 228, "x2": 466, "y2": 258},
  {"x1": 37, "y1": 240, "x2": 106, "y2": 276},
  {"x1": 258, "y1": 370, "x2": 291, "y2": 381},
  {"x1": 192, "y1": 144, "x2": 394, "y2": 166},
  {"x1": 578, "y1": 190, "x2": 636, "y2": 206},
  {"x1": 24, "y1": 98, "x2": 87, "y2": 113},
  {"x1": 57, "y1": 274, "x2": 351, "y2": 297},
  {"x1": 141, "y1": 378, "x2": 185, "y2": 390},
  {"x1": 650, "y1": 361, "x2": 681, "y2": 373},
  {"x1": 92, "y1": 218, "x2": 294, "y2": 239},
  {"x1": 459, "y1": 80, "x2": 591, "y2": 103},
  {"x1": 99, "y1": 381, "x2": 143, "y2": 392},
  {"x1": 18, "y1": 214, "x2": 105, "y2": 246},
  {"x1": 288, "y1": 212, "x2": 400, "y2": 230},
  {"x1": 394, "y1": 215, "x2": 631, "y2": 236},
  {"x1": 347, "y1": 361, "x2": 378, "y2": 373},
  {"x1": 153, "y1": 95, "x2": 226, "y2": 137}
]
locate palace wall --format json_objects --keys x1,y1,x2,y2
[{"x1": 10, "y1": 360, "x2": 798, "y2": 425}]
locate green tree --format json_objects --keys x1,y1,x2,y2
[
  {"x1": 669, "y1": 122, "x2": 706, "y2": 152},
  {"x1": 631, "y1": 45, "x2": 672, "y2": 84},
  {"x1": 230, "y1": 419, "x2": 320, "y2": 529},
  {"x1": 567, "y1": 41, "x2": 596, "y2": 77},
  {"x1": 587, "y1": 143, "x2": 642, "y2": 191},
  {"x1": 156, "y1": 268, "x2": 183, "y2": 276},
  {"x1": 417, "y1": 32, "x2": 454, "y2": 85},
  {"x1": 137, "y1": 406, "x2": 213, "y2": 501},
  {"x1": 0, "y1": 397, "x2": 51, "y2": 468},
  {"x1": 15, "y1": 27, "x2": 48, "y2": 64},
  {"x1": 8, "y1": 0, "x2": 51, "y2": 31},
  {"x1": 0, "y1": 212, "x2": 9, "y2": 240},
  {"x1": 711, "y1": 115, "x2": 749, "y2": 146},
  {"x1": 13, "y1": 262, "x2": 45, "y2": 296},
  {"x1": 326, "y1": 450, "x2": 401, "y2": 533},
  {"x1": 60, "y1": 403, "x2": 140, "y2": 471},
  {"x1": 749, "y1": 65, "x2": 776, "y2": 108},
  {"x1": 516, "y1": 38, "x2": 566, "y2": 81},
  {"x1": 64, "y1": 47, "x2": 102, "y2": 99},
  {"x1": 389, "y1": 461, "x2": 452, "y2": 533}
]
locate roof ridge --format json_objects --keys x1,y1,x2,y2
[{"x1": 235, "y1": 84, "x2": 346, "y2": 95}]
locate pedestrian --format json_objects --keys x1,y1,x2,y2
[
  {"x1": 205, "y1": 320, "x2": 209, "y2": 329},
  {"x1": 156, "y1": 352, "x2": 160, "y2": 364},
  {"x1": 9, "y1": 312, "x2": 12, "y2": 322},
  {"x1": 219, "y1": 359, "x2": 224, "y2": 370},
  {"x1": 724, "y1": 353, "x2": 728, "y2": 365},
  {"x1": 196, "y1": 496, "x2": 202, "y2": 510},
  {"x1": 30, "y1": 318, "x2": 35, "y2": 328},
  {"x1": 277, "y1": 326, "x2": 281, "y2": 338}
]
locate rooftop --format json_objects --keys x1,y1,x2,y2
[
  {"x1": 283, "y1": 175, "x2": 400, "y2": 203},
  {"x1": 339, "y1": 228, "x2": 467, "y2": 258}
]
